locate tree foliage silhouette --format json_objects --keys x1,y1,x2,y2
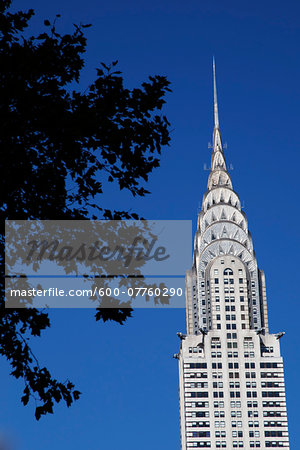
[{"x1": 0, "y1": 0, "x2": 171, "y2": 419}]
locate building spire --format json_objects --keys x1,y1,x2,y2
[
  {"x1": 206, "y1": 57, "x2": 233, "y2": 191},
  {"x1": 213, "y1": 56, "x2": 219, "y2": 129}
]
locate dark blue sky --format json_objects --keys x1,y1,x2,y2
[{"x1": 1, "y1": 1, "x2": 300, "y2": 449}]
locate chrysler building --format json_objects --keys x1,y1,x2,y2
[{"x1": 176, "y1": 59, "x2": 290, "y2": 449}]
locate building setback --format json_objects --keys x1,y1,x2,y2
[{"x1": 176, "y1": 60, "x2": 290, "y2": 449}]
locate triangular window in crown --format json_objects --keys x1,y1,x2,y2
[
  {"x1": 221, "y1": 209, "x2": 226, "y2": 220},
  {"x1": 221, "y1": 226, "x2": 227, "y2": 237},
  {"x1": 233, "y1": 230, "x2": 239, "y2": 240}
]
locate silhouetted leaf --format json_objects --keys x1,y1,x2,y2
[{"x1": 0, "y1": 0, "x2": 171, "y2": 420}]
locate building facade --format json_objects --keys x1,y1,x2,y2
[{"x1": 176, "y1": 60, "x2": 290, "y2": 449}]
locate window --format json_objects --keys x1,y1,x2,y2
[
  {"x1": 250, "y1": 442, "x2": 261, "y2": 448},
  {"x1": 262, "y1": 391, "x2": 281, "y2": 398},
  {"x1": 229, "y1": 372, "x2": 240, "y2": 379},
  {"x1": 215, "y1": 430, "x2": 225, "y2": 437},
  {"x1": 224, "y1": 268, "x2": 233, "y2": 275},
  {"x1": 230, "y1": 391, "x2": 241, "y2": 398},
  {"x1": 213, "y1": 392, "x2": 224, "y2": 398},
  {"x1": 211, "y1": 338, "x2": 221, "y2": 348},
  {"x1": 228, "y1": 362, "x2": 239, "y2": 369},
  {"x1": 215, "y1": 420, "x2": 226, "y2": 428},
  {"x1": 190, "y1": 392, "x2": 209, "y2": 398},
  {"x1": 231, "y1": 411, "x2": 242, "y2": 418},
  {"x1": 212, "y1": 363, "x2": 223, "y2": 369},
  {"x1": 244, "y1": 340, "x2": 254, "y2": 349},
  {"x1": 232, "y1": 431, "x2": 243, "y2": 437},
  {"x1": 260, "y1": 363, "x2": 279, "y2": 369},
  {"x1": 245, "y1": 363, "x2": 255, "y2": 369},
  {"x1": 189, "y1": 363, "x2": 207, "y2": 369}
]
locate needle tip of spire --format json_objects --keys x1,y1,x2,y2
[{"x1": 213, "y1": 56, "x2": 219, "y2": 128}]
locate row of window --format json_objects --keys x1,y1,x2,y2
[
  {"x1": 186, "y1": 372, "x2": 272, "y2": 382},
  {"x1": 213, "y1": 306, "x2": 253, "y2": 315},
  {"x1": 191, "y1": 431, "x2": 210, "y2": 437},
  {"x1": 265, "y1": 442, "x2": 289, "y2": 447},
  {"x1": 215, "y1": 324, "x2": 250, "y2": 330},
  {"x1": 189, "y1": 442, "x2": 287, "y2": 449},
  {"x1": 187, "y1": 400, "x2": 285, "y2": 409},
  {"x1": 186, "y1": 381, "x2": 274, "y2": 389},
  {"x1": 261, "y1": 372, "x2": 283, "y2": 378},
  {"x1": 185, "y1": 372, "x2": 208, "y2": 378},
  {"x1": 185, "y1": 378, "x2": 284, "y2": 394},
  {"x1": 189, "y1": 347, "x2": 203, "y2": 354},
  {"x1": 185, "y1": 381, "x2": 280, "y2": 388},
  {"x1": 187, "y1": 412, "x2": 286, "y2": 420},
  {"x1": 208, "y1": 341, "x2": 258, "y2": 351}
]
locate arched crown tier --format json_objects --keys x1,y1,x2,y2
[
  {"x1": 197, "y1": 221, "x2": 254, "y2": 255},
  {"x1": 207, "y1": 168, "x2": 233, "y2": 190},
  {"x1": 202, "y1": 187, "x2": 241, "y2": 212},
  {"x1": 198, "y1": 204, "x2": 248, "y2": 234},
  {"x1": 195, "y1": 240, "x2": 257, "y2": 274}
]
